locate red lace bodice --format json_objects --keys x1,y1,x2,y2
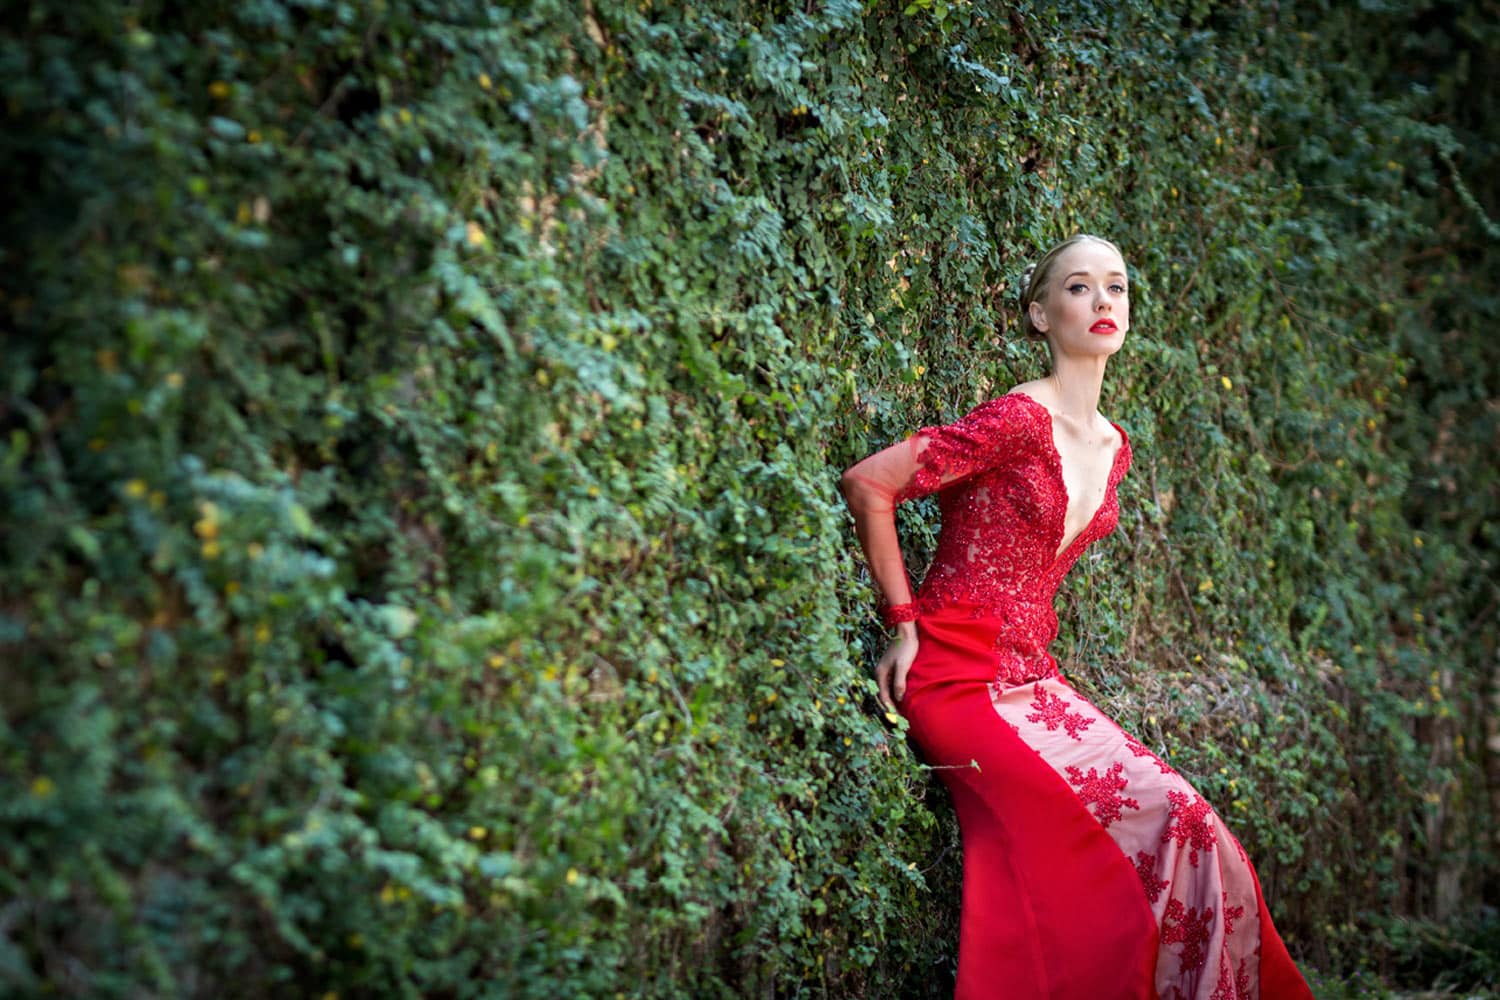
[{"x1": 841, "y1": 391, "x2": 1132, "y2": 680}]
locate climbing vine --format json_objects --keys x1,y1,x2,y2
[{"x1": 2, "y1": 0, "x2": 1494, "y2": 995}]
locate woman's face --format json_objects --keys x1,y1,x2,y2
[{"x1": 1028, "y1": 241, "x2": 1129, "y2": 358}]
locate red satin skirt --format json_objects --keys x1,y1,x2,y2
[{"x1": 899, "y1": 606, "x2": 1314, "y2": 1000}]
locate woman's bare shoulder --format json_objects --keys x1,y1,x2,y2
[
  {"x1": 1005, "y1": 380, "x2": 1120, "y2": 444},
  {"x1": 1002, "y1": 379, "x2": 1051, "y2": 406}
]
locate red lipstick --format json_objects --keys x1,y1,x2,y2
[{"x1": 1090, "y1": 319, "x2": 1118, "y2": 334}]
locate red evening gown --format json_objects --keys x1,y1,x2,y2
[{"x1": 841, "y1": 391, "x2": 1313, "y2": 1000}]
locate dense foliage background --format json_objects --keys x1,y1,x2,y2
[{"x1": 3, "y1": 0, "x2": 1495, "y2": 996}]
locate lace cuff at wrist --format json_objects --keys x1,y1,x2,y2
[{"x1": 882, "y1": 602, "x2": 919, "y2": 628}]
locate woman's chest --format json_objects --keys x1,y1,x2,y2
[{"x1": 942, "y1": 454, "x2": 1066, "y2": 539}]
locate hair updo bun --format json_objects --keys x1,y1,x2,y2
[
  {"x1": 1017, "y1": 233, "x2": 1125, "y2": 342},
  {"x1": 1020, "y1": 263, "x2": 1038, "y2": 300}
]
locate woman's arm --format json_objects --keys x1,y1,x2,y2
[
  {"x1": 840, "y1": 439, "x2": 923, "y2": 714},
  {"x1": 840, "y1": 395, "x2": 1026, "y2": 711},
  {"x1": 839, "y1": 437, "x2": 925, "y2": 623},
  {"x1": 839, "y1": 393, "x2": 1024, "y2": 618}
]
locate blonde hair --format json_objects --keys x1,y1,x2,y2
[{"x1": 1018, "y1": 234, "x2": 1125, "y2": 341}]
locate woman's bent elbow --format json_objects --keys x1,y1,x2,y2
[{"x1": 838, "y1": 468, "x2": 864, "y2": 507}]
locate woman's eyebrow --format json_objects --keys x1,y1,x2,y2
[{"x1": 1062, "y1": 270, "x2": 1129, "y2": 280}]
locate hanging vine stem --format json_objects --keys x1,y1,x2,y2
[{"x1": 1439, "y1": 147, "x2": 1500, "y2": 242}]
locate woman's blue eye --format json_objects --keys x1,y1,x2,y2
[
  {"x1": 1067, "y1": 283, "x2": 1087, "y2": 293},
  {"x1": 1111, "y1": 284, "x2": 1128, "y2": 294}
]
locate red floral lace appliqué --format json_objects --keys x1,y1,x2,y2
[
  {"x1": 1164, "y1": 789, "x2": 1218, "y2": 867},
  {"x1": 1162, "y1": 898, "x2": 1216, "y2": 973},
  {"x1": 844, "y1": 392, "x2": 1132, "y2": 688},
  {"x1": 1026, "y1": 687, "x2": 1095, "y2": 741},
  {"x1": 1210, "y1": 955, "x2": 1252, "y2": 1000},
  {"x1": 1229, "y1": 831, "x2": 1249, "y2": 866},
  {"x1": 899, "y1": 394, "x2": 1132, "y2": 682},
  {"x1": 882, "y1": 601, "x2": 919, "y2": 627},
  {"x1": 1134, "y1": 851, "x2": 1170, "y2": 903},
  {"x1": 895, "y1": 394, "x2": 1033, "y2": 506},
  {"x1": 1209, "y1": 956, "x2": 1234, "y2": 1000},
  {"x1": 1125, "y1": 734, "x2": 1176, "y2": 775},
  {"x1": 1222, "y1": 892, "x2": 1245, "y2": 936},
  {"x1": 1065, "y1": 762, "x2": 1141, "y2": 828}
]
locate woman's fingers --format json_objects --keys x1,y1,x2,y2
[
  {"x1": 874, "y1": 637, "x2": 915, "y2": 718},
  {"x1": 875, "y1": 658, "x2": 896, "y2": 714},
  {"x1": 893, "y1": 656, "x2": 911, "y2": 704}
]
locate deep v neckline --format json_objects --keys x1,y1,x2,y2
[{"x1": 1005, "y1": 392, "x2": 1128, "y2": 566}]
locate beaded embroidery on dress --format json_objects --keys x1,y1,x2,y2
[
  {"x1": 908, "y1": 392, "x2": 1128, "y2": 686},
  {"x1": 841, "y1": 391, "x2": 1313, "y2": 1000}
]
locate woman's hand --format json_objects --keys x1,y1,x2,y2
[{"x1": 875, "y1": 621, "x2": 919, "y2": 716}]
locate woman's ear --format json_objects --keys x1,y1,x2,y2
[{"x1": 1028, "y1": 299, "x2": 1049, "y2": 333}]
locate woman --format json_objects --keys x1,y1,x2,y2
[{"x1": 840, "y1": 235, "x2": 1313, "y2": 999}]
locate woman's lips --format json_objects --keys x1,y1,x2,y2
[{"x1": 1090, "y1": 320, "x2": 1118, "y2": 334}]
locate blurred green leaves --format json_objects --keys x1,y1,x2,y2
[{"x1": 2, "y1": 0, "x2": 1496, "y2": 996}]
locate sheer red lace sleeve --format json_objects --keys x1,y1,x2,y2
[{"x1": 840, "y1": 395, "x2": 1026, "y2": 624}]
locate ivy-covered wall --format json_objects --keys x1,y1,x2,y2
[{"x1": 3, "y1": 0, "x2": 1495, "y2": 996}]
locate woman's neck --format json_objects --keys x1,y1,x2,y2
[{"x1": 1043, "y1": 358, "x2": 1108, "y2": 421}]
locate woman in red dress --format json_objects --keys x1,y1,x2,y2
[{"x1": 840, "y1": 235, "x2": 1314, "y2": 999}]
